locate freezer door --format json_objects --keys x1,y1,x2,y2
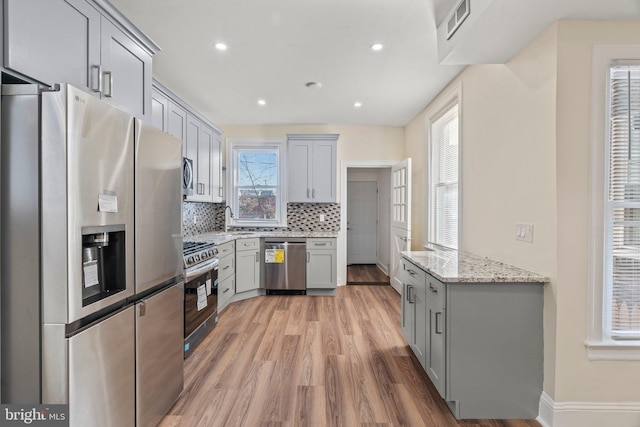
[
  {"x1": 68, "y1": 306, "x2": 135, "y2": 427},
  {"x1": 134, "y1": 119, "x2": 183, "y2": 294},
  {"x1": 136, "y1": 283, "x2": 184, "y2": 427}
]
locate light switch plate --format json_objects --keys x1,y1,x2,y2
[
  {"x1": 515, "y1": 222, "x2": 533, "y2": 243},
  {"x1": 319, "y1": 214, "x2": 325, "y2": 222}
]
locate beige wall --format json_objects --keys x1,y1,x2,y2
[
  {"x1": 406, "y1": 19, "x2": 640, "y2": 407},
  {"x1": 553, "y1": 20, "x2": 640, "y2": 403},
  {"x1": 220, "y1": 125, "x2": 405, "y2": 201},
  {"x1": 406, "y1": 23, "x2": 560, "y2": 399}
]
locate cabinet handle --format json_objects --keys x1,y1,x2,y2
[
  {"x1": 92, "y1": 65, "x2": 102, "y2": 93},
  {"x1": 103, "y1": 70, "x2": 114, "y2": 98},
  {"x1": 219, "y1": 187, "x2": 223, "y2": 198},
  {"x1": 223, "y1": 265, "x2": 230, "y2": 270},
  {"x1": 435, "y1": 312, "x2": 443, "y2": 334},
  {"x1": 223, "y1": 288, "x2": 230, "y2": 294},
  {"x1": 407, "y1": 285, "x2": 415, "y2": 304},
  {"x1": 429, "y1": 283, "x2": 438, "y2": 293},
  {"x1": 306, "y1": 252, "x2": 310, "y2": 262},
  {"x1": 312, "y1": 189, "x2": 316, "y2": 199},
  {"x1": 407, "y1": 269, "x2": 416, "y2": 275},
  {"x1": 255, "y1": 252, "x2": 259, "y2": 262},
  {"x1": 307, "y1": 189, "x2": 311, "y2": 198},
  {"x1": 314, "y1": 243, "x2": 327, "y2": 247}
]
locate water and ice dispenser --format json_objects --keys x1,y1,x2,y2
[{"x1": 81, "y1": 225, "x2": 127, "y2": 307}]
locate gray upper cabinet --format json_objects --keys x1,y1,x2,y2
[
  {"x1": 151, "y1": 90, "x2": 169, "y2": 131},
  {"x1": 4, "y1": 0, "x2": 101, "y2": 93},
  {"x1": 287, "y1": 134, "x2": 339, "y2": 203},
  {"x1": 4, "y1": 0, "x2": 158, "y2": 121},
  {"x1": 185, "y1": 114, "x2": 222, "y2": 203},
  {"x1": 152, "y1": 81, "x2": 223, "y2": 203},
  {"x1": 99, "y1": 17, "x2": 152, "y2": 120}
]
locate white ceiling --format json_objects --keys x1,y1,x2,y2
[{"x1": 110, "y1": 0, "x2": 639, "y2": 127}]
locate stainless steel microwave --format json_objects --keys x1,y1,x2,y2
[{"x1": 183, "y1": 157, "x2": 194, "y2": 196}]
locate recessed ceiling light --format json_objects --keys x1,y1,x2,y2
[
  {"x1": 214, "y1": 42, "x2": 227, "y2": 51},
  {"x1": 354, "y1": 101, "x2": 363, "y2": 108},
  {"x1": 257, "y1": 99, "x2": 267, "y2": 106},
  {"x1": 305, "y1": 81, "x2": 322, "y2": 90},
  {"x1": 370, "y1": 43, "x2": 384, "y2": 51}
]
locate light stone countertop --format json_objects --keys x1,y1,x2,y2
[
  {"x1": 186, "y1": 230, "x2": 339, "y2": 244},
  {"x1": 401, "y1": 248, "x2": 549, "y2": 284}
]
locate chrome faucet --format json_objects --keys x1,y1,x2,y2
[{"x1": 223, "y1": 205, "x2": 234, "y2": 233}]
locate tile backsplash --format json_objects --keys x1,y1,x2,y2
[{"x1": 183, "y1": 202, "x2": 340, "y2": 236}]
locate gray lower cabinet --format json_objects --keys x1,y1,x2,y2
[
  {"x1": 235, "y1": 238, "x2": 260, "y2": 293},
  {"x1": 217, "y1": 241, "x2": 235, "y2": 312},
  {"x1": 4, "y1": 0, "x2": 156, "y2": 121},
  {"x1": 400, "y1": 256, "x2": 544, "y2": 420},
  {"x1": 401, "y1": 259, "x2": 427, "y2": 368},
  {"x1": 306, "y1": 238, "x2": 337, "y2": 289}
]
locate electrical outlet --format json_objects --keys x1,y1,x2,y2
[
  {"x1": 193, "y1": 215, "x2": 198, "y2": 225},
  {"x1": 515, "y1": 222, "x2": 533, "y2": 243},
  {"x1": 319, "y1": 214, "x2": 325, "y2": 222}
]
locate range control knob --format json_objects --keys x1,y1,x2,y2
[
  {"x1": 187, "y1": 256, "x2": 195, "y2": 264},
  {"x1": 194, "y1": 254, "x2": 200, "y2": 262}
]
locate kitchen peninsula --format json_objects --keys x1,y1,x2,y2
[{"x1": 400, "y1": 247, "x2": 548, "y2": 420}]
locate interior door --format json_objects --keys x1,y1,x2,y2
[
  {"x1": 347, "y1": 181, "x2": 378, "y2": 264},
  {"x1": 390, "y1": 158, "x2": 412, "y2": 293}
]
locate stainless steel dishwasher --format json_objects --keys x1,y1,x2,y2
[{"x1": 264, "y1": 238, "x2": 306, "y2": 295}]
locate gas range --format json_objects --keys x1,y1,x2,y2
[{"x1": 183, "y1": 241, "x2": 219, "y2": 282}]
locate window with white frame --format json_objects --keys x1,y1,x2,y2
[
  {"x1": 428, "y1": 100, "x2": 460, "y2": 249},
  {"x1": 227, "y1": 139, "x2": 286, "y2": 227},
  {"x1": 604, "y1": 62, "x2": 640, "y2": 341},
  {"x1": 588, "y1": 47, "x2": 640, "y2": 359}
]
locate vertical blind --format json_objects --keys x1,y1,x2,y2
[
  {"x1": 606, "y1": 63, "x2": 640, "y2": 339},
  {"x1": 429, "y1": 102, "x2": 459, "y2": 249}
]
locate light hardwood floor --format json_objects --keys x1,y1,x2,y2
[
  {"x1": 160, "y1": 286, "x2": 541, "y2": 427},
  {"x1": 347, "y1": 264, "x2": 390, "y2": 285}
]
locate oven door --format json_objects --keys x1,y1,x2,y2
[{"x1": 184, "y1": 267, "x2": 218, "y2": 338}]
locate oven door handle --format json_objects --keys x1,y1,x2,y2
[{"x1": 184, "y1": 258, "x2": 219, "y2": 282}]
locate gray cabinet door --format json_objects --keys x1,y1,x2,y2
[
  {"x1": 100, "y1": 17, "x2": 152, "y2": 121},
  {"x1": 151, "y1": 90, "x2": 169, "y2": 131},
  {"x1": 413, "y1": 284, "x2": 427, "y2": 368},
  {"x1": 310, "y1": 140, "x2": 336, "y2": 202},
  {"x1": 235, "y1": 250, "x2": 260, "y2": 293},
  {"x1": 307, "y1": 250, "x2": 337, "y2": 289},
  {"x1": 401, "y1": 282, "x2": 413, "y2": 344},
  {"x1": 4, "y1": 0, "x2": 101, "y2": 93},
  {"x1": 428, "y1": 303, "x2": 446, "y2": 398},
  {"x1": 185, "y1": 116, "x2": 221, "y2": 203},
  {"x1": 288, "y1": 141, "x2": 312, "y2": 202},
  {"x1": 168, "y1": 101, "x2": 188, "y2": 144}
]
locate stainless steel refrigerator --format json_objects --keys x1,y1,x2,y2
[{"x1": 0, "y1": 83, "x2": 184, "y2": 427}]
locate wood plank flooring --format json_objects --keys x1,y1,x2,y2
[
  {"x1": 347, "y1": 264, "x2": 390, "y2": 285},
  {"x1": 159, "y1": 286, "x2": 540, "y2": 427}
]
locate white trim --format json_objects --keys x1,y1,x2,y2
[
  {"x1": 226, "y1": 138, "x2": 287, "y2": 228},
  {"x1": 425, "y1": 83, "x2": 463, "y2": 249},
  {"x1": 340, "y1": 160, "x2": 397, "y2": 287},
  {"x1": 587, "y1": 45, "x2": 640, "y2": 356},
  {"x1": 538, "y1": 392, "x2": 640, "y2": 427}
]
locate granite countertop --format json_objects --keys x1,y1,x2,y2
[
  {"x1": 401, "y1": 248, "x2": 549, "y2": 284},
  {"x1": 186, "y1": 230, "x2": 339, "y2": 244}
]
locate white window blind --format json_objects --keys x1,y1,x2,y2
[
  {"x1": 606, "y1": 63, "x2": 640, "y2": 340},
  {"x1": 429, "y1": 102, "x2": 459, "y2": 249}
]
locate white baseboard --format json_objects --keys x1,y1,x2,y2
[
  {"x1": 538, "y1": 392, "x2": 640, "y2": 427},
  {"x1": 376, "y1": 261, "x2": 389, "y2": 276}
]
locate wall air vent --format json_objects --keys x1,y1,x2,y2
[{"x1": 446, "y1": 0, "x2": 470, "y2": 40}]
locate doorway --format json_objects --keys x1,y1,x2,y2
[{"x1": 345, "y1": 168, "x2": 391, "y2": 285}]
